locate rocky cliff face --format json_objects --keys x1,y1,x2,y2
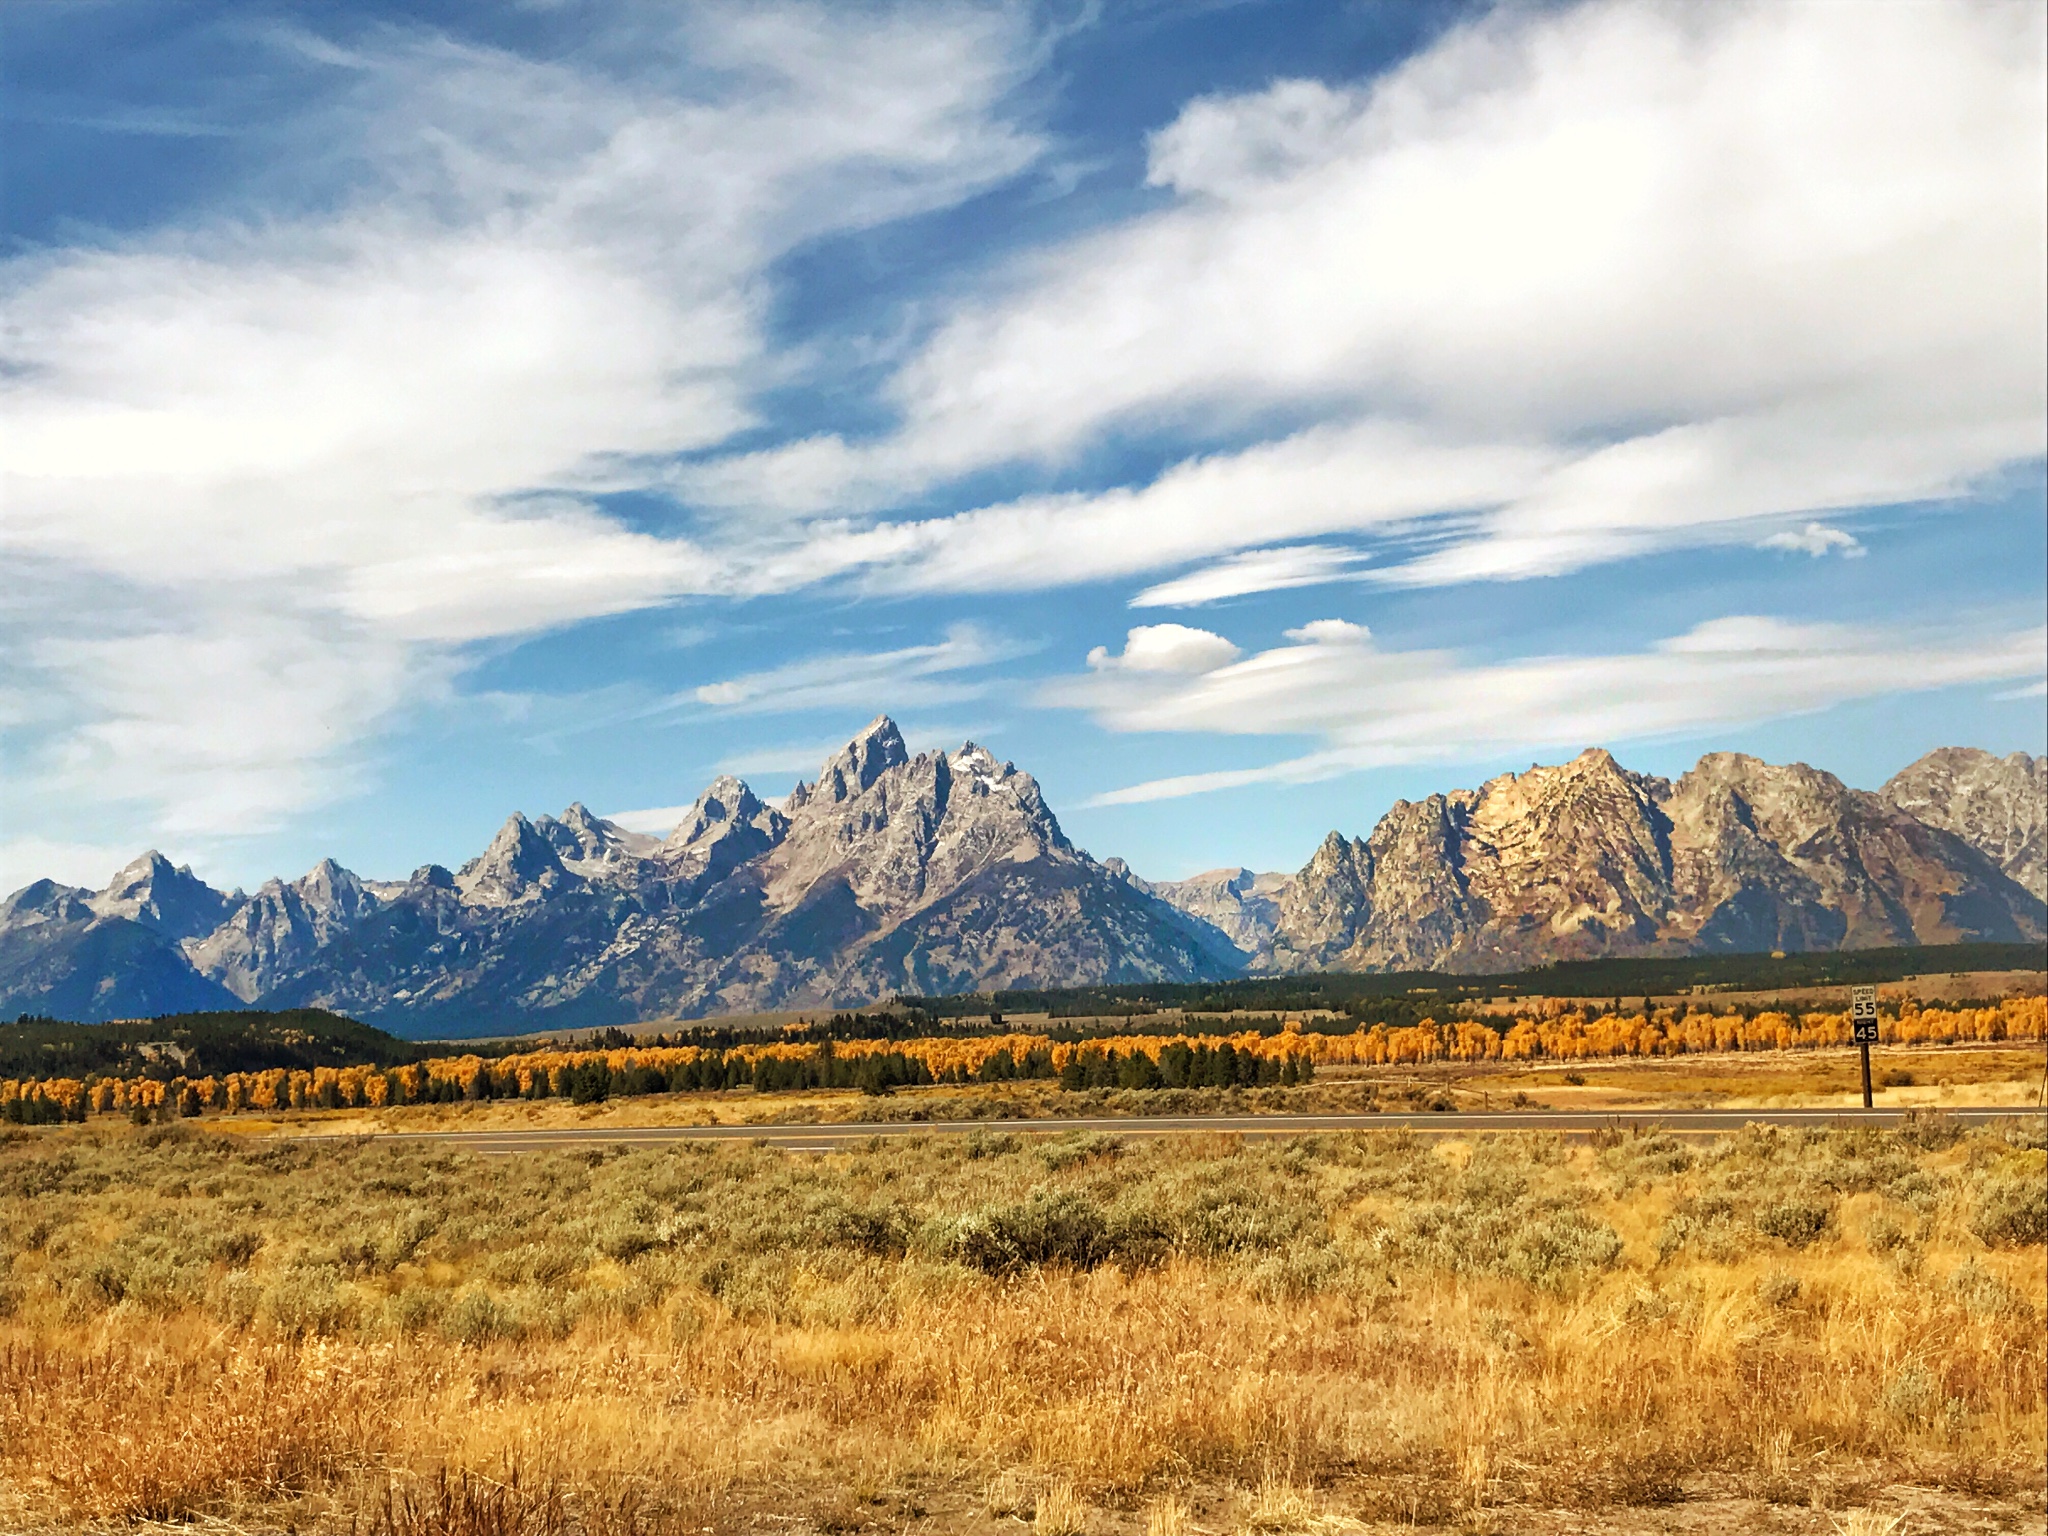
[
  {"x1": 1267, "y1": 747, "x2": 2046, "y2": 973},
  {"x1": 186, "y1": 859, "x2": 383, "y2": 1002},
  {"x1": 1881, "y1": 748, "x2": 2045, "y2": 900},
  {"x1": 1138, "y1": 867, "x2": 1293, "y2": 952}
]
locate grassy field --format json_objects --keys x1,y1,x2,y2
[{"x1": 2, "y1": 1110, "x2": 2043, "y2": 1534}]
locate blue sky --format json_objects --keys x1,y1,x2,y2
[{"x1": 3, "y1": 0, "x2": 2043, "y2": 896}]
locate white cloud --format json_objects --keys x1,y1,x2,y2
[
  {"x1": 687, "y1": 624, "x2": 1025, "y2": 716},
  {"x1": 1085, "y1": 624, "x2": 1241, "y2": 675},
  {"x1": 1046, "y1": 615, "x2": 2048, "y2": 804},
  {"x1": 703, "y1": 0, "x2": 2042, "y2": 592},
  {"x1": 603, "y1": 806, "x2": 694, "y2": 837},
  {"x1": 1761, "y1": 522, "x2": 1866, "y2": 558},
  {"x1": 1283, "y1": 618, "x2": 1371, "y2": 646},
  {"x1": 757, "y1": 422, "x2": 1552, "y2": 594},
  {"x1": 0, "y1": 4, "x2": 1043, "y2": 846},
  {"x1": 15, "y1": 605, "x2": 434, "y2": 840},
  {"x1": 1132, "y1": 544, "x2": 1371, "y2": 607}
]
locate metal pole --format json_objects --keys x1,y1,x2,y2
[{"x1": 1860, "y1": 1041, "x2": 1873, "y2": 1109}]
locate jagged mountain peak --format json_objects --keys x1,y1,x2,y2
[
  {"x1": 6, "y1": 737, "x2": 2039, "y2": 1029},
  {"x1": 1686, "y1": 749, "x2": 1839, "y2": 786},
  {"x1": 457, "y1": 812, "x2": 576, "y2": 906},
  {"x1": 665, "y1": 775, "x2": 768, "y2": 843},
  {"x1": 789, "y1": 715, "x2": 911, "y2": 813},
  {"x1": 657, "y1": 771, "x2": 789, "y2": 888},
  {"x1": 187, "y1": 855, "x2": 382, "y2": 1002},
  {"x1": 1882, "y1": 746, "x2": 2046, "y2": 899},
  {"x1": 533, "y1": 802, "x2": 659, "y2": 872},
  {"x1": 1143, "y1": 865, "x2": 1296, "y2": 955},
  {"x1": 1475, "y1": 747, "x2": 1660, "y2": 823},
  {"x1": 761, "y1": 729, "x2": 1077, "y2": 920},
  {"x1": 87, "y1": 849, "x2": 242, "y2": 941},
  {"x1": 294, "y1": 856, "x2": 369, "y2": 903},
  {"x1": 0, "y1": 878, "x2": 96, "y2": 931}
]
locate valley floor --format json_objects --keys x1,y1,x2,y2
[
  {"x1": 1, "y1": 1110, "x2": 2042, "y2": 1534},
  {"x1": 213, "y1": 1041, "x2": 2048, "y2": 1140}
]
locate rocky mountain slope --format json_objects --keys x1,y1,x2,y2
[
  {"x1": 1880, "y1": 747, "x2": 2045, "y2": 900},
  {"x1": 1115, "y1": 865, "x2": 1292, "y2": 952},
  {"x1": 1262, "y1": 748, "x2": 2045, "y2": 973},
  {"x1": 2, "y1": 736, "x2": 2039, "y2": 1031},
  {"x1": 0, "y1": 719, "x2": 1236, "y2": 1032}
]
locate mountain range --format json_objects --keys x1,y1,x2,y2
[{"x1": 2, "y1": 719, "x2": 2040, "y2": 1035}]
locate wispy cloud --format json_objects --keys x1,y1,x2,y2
[
  {"x1": 1132, "y1": 544, "x2": 1371, "y2": 607},
  {"x1": 698, "y1": 0, "x2": 2042, "y2": 594},
  {"x1": 689, "y1": 624, "x2": 1030, "y2": 717},
  {"x1": 1047, "y1": 615, "x2": 2048, "y2": 804},
  {"x1": 1, "y1": 3, "x2": 1045, "y2": 844}
]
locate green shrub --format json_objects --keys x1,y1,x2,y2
[
  {"x1": 1247, "y1": 1242, "x2": 1347, "y2": 1301},
  {"x1": 1882, "y1": 1361, "x2": 1937, "y2": 1424},
  {"x1": 596, "y1": 1219, "x2": 663, "y2": 1262},
  {"x1": 819, "y1": 1201, "x2": 912, "y2": 1258},
  {"x1": 1969, "y1": 1164, "x2": 2047, "y2": 1248},
  {"x1": 386, "y1": 1287, "x2": 443, "y2": 1335},
  {"x1": 211, "y1": 1228, "x2": 264, "y2": 1267},
  {"x1": 1598, "y1": 1132, "x2": 1693, "y2": 1194},
  {"x1": 211, "y1": 1270, "x2": 261, "y2": 1328},
  {"x1": 1893, "y1": 1110, "x2": 1965, "y2": 1151},
  {"x1": 445, "y1": 1286, "x2": 515, "y2": 1345},
  {"x1": 261, "y1": 1265, "x2": 355, "y2": 1337},
  {"x1": 1946, "y1": 1258, "x2": 2033, "y2": 1320},
  {"x1": 1754, "y1": 1198, "x2": 1833, "y2": 1248},
  {"x1": 1502, "y1": 1210, "x2": 1623, "y2": 1291},
  {"x1": 940, "y1": 1192, "x2": 1114, "y2": 1274}
]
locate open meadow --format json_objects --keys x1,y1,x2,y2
[{"x1": 2, "y1": 1109, "x2": 2043, "y2": 1534}]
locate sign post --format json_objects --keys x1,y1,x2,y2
[{"x1": 1850, "y1": 985, "x2": 1880, "y2": 1109}]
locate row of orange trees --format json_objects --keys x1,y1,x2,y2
[{"x1": 3, "y1": 996, "x2": 2041, "y2": 1120}]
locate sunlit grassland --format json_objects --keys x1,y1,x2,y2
[{"x1": 1, "y1": 1115, "x2": 2042, "y2": 1533}]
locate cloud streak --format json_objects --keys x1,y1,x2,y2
[{"x1": 687, "y1": 624, "x2": 1029, "y2": 717}]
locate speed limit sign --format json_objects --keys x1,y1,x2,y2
[{"x1": 1850, "y1": 985, "x2": 1879, "y2": 1044}]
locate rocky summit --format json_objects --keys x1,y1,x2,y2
[{"x1": 1, "y1": 731, "x2": 2041, "y2": 1032}]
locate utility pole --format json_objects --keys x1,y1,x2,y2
[{"x1": 1850, "y1": 985, "x2": 1879, "y2": 1109}]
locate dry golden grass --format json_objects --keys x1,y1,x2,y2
[{"x1": 0, "y1": 1116, "x2": 2041, "y2": 1532}]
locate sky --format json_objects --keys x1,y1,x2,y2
[{"x1": 2, "y1": 0, "x2": 2044, "y2": 897}]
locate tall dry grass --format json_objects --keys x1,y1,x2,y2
[{"x1": 0, "y1": 1117, "x2": 2041, "y2": 1530}]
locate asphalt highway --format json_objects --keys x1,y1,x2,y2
[{"x1": 335, "y1": 1105, "x2": 2046, "y2": 1154}]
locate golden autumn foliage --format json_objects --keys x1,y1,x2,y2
[{"x1": 4, "y1": 995, "x2": 2041, "y2": 1118}]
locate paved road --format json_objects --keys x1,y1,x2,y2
[{"x1": 336, "y1": 1105, "x2": 2046, "y2": 1154}]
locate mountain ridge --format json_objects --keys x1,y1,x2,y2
[{"x1": 2, "y1": 730, "x2": 2039, "y2": 1033}]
